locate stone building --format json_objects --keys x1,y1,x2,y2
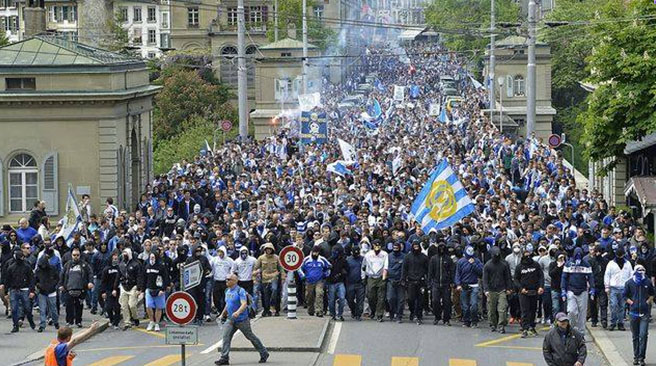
[{"x1": 0, "y1": 35, "x2": 160, "y2": 221}]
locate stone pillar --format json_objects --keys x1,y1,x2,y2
[
  {"x1": 24, "y1": 8, "x2": 46, "y2": 37},
  {"x1": 77, "y1": 0, "x2": 113, "y2": 47}
]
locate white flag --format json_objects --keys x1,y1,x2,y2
[
  {"x1": 393, "y1": 85, "x2": 405, "y2": 101},
  {"x1": 392, "y1": 155, "x2": 403, "y2": 175},
  {"x1": 57, "y1": 186, "x2": 81, "y2": 242},
  {"x1": 337, "y1": 138, "x2": 356, "y2": 162}
]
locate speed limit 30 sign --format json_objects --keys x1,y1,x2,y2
[
  {"x1": 166, "y1": 291, "x2": 197, "y2": 326},
  {"x1": 279, "y1": 245, "x2": 304, "y2": 272}
]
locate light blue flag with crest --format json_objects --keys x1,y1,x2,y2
[
  {"x1": 57, "y1": 186, "x2": 82, "y2": 243},
  {"x1": 410, "y1": 160, "x2": 474, "y2": 234}
]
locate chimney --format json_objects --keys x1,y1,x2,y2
[
  {"x1": 287, "y1": 24, "x2": 296, "y2": 40},
  {"x1": 24, "y1": 0, "x2": 47, "y2": 37}
]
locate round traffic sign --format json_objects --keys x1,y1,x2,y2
[
  {"x1": 166, "y1": 291, "x2": 197, "y2": 325},
  {"x1": 221, "y1": 120, "x2": 233, "y2": 132},
  {"x1": 548, "y1": 134, "x2": 561, "y2": 148},
  {"x1": 279, "y1": 246, "x2": 304, "y2": 272}
]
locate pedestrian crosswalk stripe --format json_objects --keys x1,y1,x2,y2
[
  {"x1": 391, "y1": 356, "x2": 419, "y2": 366},
  {"x1": 143, "y1": 354, "x2": 182, "y2": 366},
  {"x1": 449, "y1": 359, "x2": 477, "y2": 366},
  {"x1": 333, "y1": 354, "x2": 362, "y2": 366},
  {"x1": 506, "y1": 363, "x2": 534, "y2": 366},
  {"x1": 88, "y1": 355, "x2": 134, "y2": 366}
]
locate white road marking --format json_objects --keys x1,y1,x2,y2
[
  {"x1": 201, "y1": 317, "x2": 261, "y2": 354},
  {"x1": 327, "y1": 322, "x2": 342, "y2": 354}
]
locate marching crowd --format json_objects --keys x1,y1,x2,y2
[{"x1": 0, "y1": 41, "x2": 654, "y2": 366}]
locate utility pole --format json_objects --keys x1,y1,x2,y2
[
  {"x1": 274, "y1": 0, "x2": 278, "y2": 41},
  {"x1": 302, "y1": 0, "x2": 308, "y2": 94},
  {"x1": 488, "y1": 0, "x2": 495, "y2": 120},
  {"x1": 237, "y1": 0, "x2": 248, "y2": 139},
  {"x1": 526, "y1": 0, "x2": 536, "y2": 137}
]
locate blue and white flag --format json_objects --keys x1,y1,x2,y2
[
  {"x1": 370, "y1": 99, "x2": 382, "y2": 119},
  {"x1": 439, "y1": 106, "x2": 450, "y2": 123},
  {"x1": 364, "y1": 192, "x2": 374, "y2": 212},
  {"x1": 410, "y1": 160, "x2": 474, "y2": 234},
  {"x1": 327, "y1": 160, "x2": 352, "y2": 177},
  {"x1": 337, "y1": 138, "x2": 356, "y2": 162},
  {"x1": 410, "y1": 85, "x2": 420, "y2": 99},
  {"x1": 57, "y1": 186, "x2": 82, "y2": 242}
]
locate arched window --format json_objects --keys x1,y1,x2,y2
[
  {"x1": 8, "y1": 153, "x2": 38, "y2": 213},
  {"x1": 246, "y1": 45, "x2": 258, "y2": 85},
  {"x1": 514, "y1": 75, "x2": 525, "y2": 96},
  {"x1": 220, "y1": 45, "x2": 238, "y2": 87}
]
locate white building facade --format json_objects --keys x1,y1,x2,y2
[
  {"x1": 117, "y1": 0, "x2": 170, "y2": 58},
  {"x1": 0, "y1": 0, "x2": 20, "y2": 42}
]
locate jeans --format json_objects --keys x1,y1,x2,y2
[
  {"x1": 630, "y1": 315, "x2": 650, "y2": 361},
  {"x1": 220, "y1": 318, "x2": 267, "y2": 360},
  {"x1": 38, "y1": 293, "x2": 58, "y2": 328},
  {"x1": 551, "y1": 289, "x2": 563, "y2": 319},
  {"x1": 386, "y1": 281, "x2": 405, "y2": 319},
  {"x1": 432, "y1": 286, "x2": 452, "y2": 322},
  {"x1": 327, "y1": 282, "x2": 346, "y2": 317},
  {"x1": 487, "y1": 291, "x2": 508, "y2": 327},
  {"x1": 205, "y1": 279, "x2": 214, "y2": 316},
  {"x1": 460, "y1": 285, "x2": 479, "y2": 324},
  {"x1": 261, "y1": 281, "x2": 279, "y2": 314},
  {"x1": 10, "y1": 289, "x2": 33, "y2": 327},
  {"x1": 86, "y1": 277, "x2": 101, "y2": 312},
  {"x1": 346, "y1": 282, "x2": 365, "y2": 318},
  {"x1": 609, "y1": 287, "x2": 625, "y2": 327},
  {"x1": 567, "y1": 291, "x2": 588, "y2": 335},
  {"x1": 541, "y1": 286, "x2": 552, "y2": 322}
]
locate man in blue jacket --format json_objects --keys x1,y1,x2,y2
[
  {"x1": 624, "y1": 264, "x2": 654, "y2": 366},
  {"x1": 455, "y1": 245, "x2": 484, "y2": 327},
  {"x1": 561, "y1": 247, "x2": 595, "y2": 335},
  {"x1": 299, "y1": 245, "x2": 331, "y2": 317}
]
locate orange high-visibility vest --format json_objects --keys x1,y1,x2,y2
[{"x1": 44, "y1": 339, "x2": 73, "y2": 366}]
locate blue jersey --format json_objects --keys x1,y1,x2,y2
[{"x1": 224, "y1": 286, "x2": 248, "y2": 323}]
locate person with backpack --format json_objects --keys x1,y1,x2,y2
[{"x1": 215, "y1": 273, "x2": 269, "y2": 365}]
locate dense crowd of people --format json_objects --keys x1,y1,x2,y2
[{"x1": 0, "y1": 41, "x2": 654, "y2": 366}]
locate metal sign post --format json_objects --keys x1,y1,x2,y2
[
  {"x1": 279, "y1": 246, "x2": 304, "y2": 320},
  {"x1": 287, "y1": 271, "x2": 297, "y2": 319},
  {"x1": 166, "y1": 276, "x2": 198, "y2": 366}
]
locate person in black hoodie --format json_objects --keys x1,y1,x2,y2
[
  {"x1": 186, "y1": 244, "x2": 212, "y2": 325},
  {"x1": 171, "y1": 245, "x2": 189, "y2": 290},
  {"x1": 35, "y1": 247, "x2": 62, "y2": 332},
  {"x1": 384, "y1": 241, "x2": 405, "y2": 323},
  {"x1": 549, "y1": 251, "x2": 566, "y2": 324},
  {"x1": 1, "y1": 245, "x2": 36, "y2": 332},
  {"x1": 514, "y1": 244, "x2": 544, "y2": 338},
  {"x1": 428, "y1": 242, "x2": 454, "y2": 326},
  {"x1": 144, "y1": 250, "x2": 170, "y2": 332},
  {"x1": 483, "y1": 246, "x2": 513, "y2": 333},
  {"x1": 326, "y1": 245, "x2": 347, "y2": 321},
  {"x1": 118, "y1": 247, "x2": 144, "y2": 330},
  {"x1": 101, "y1": 251, "x2": 121, "y2": 329},
  {"x1": 59, "y1": 247, "x2": 94, "y2": 327},
  {"x1": 586, "y1": 244, "x2": 609, "y2": 328},
  {"x1": 402, "y1": 240, "x2": 429, "y2": 325}
]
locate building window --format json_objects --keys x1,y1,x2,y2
[
  {"x1": 132, "y1": 27, "x2": 142, "y2": 44},
  {"x1": 314, "y1": 5, "x2": 324, "y2": 19},
  {"x1": 8, "y1": 15, "x2": 17, "y2": 31},
  {"x1": 8, "y1": 153, "x2": 38, "y2": 213},
  {"x1": 187, "y1": 7, "x2": 199, "y2": 27},
  {"x1": 119, "y1": 7, "x2": 128, "y2": 22},
  {"x1": 248, "y1": 6, "x2": 262, "y2": 24},
  {"x1": 148, "y1": 29, "x2": 157, "y2": 45},
  {"x1": 161, "y1": 11, "x2": 168, "y2": 28},
  {"x1": 160, "y1": 33, "x2": 170, "y2": 48},
  {"x1": 0, "y1": 17, "x2": 5, "y2": 31},
  {"x1": 5, "y1": 77, "x2": 36, "y2": 90},
  {"x1": 148, "y1": 52, "x2": 156, "y2": 58},
  {"x1": 220, "y1": 45, "x2": 238, "y2": 87},
  {"x1": 133, "y1": 7, "x2": 142, "y2": 22},
  {"x1": 513, "y1": 75, "x2": 525, "y2": 96},
  {"x1": 281, "y1": 52, "x2": 291, "y2": 57},
  {"x1": 147, "y1": 7, "x2": 156, "y2": 22},
  {"x1": 227, "y1": 7, "x2": 237, "y2": 26}
]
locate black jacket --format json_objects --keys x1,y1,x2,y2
[
  {"x1": 327, "y1": 255, "x2": 348, "y2": 284},
  {"x1": 144, "y1": 260, "x2": 170, "y2": 291},
  {"x1": 119, "y1": 258, "x2": 144, "y2": 290},
  {"x1": 587, "y1": 254, "x2": 608, "y2": 290},
  {"x1": 60, "y1": 260, "x2": 93, "y2": 292},
  {"x1": 514, "y1": 257, "x2": 544, "y2": 292},
  {"x1": 101, "y1": 264, "x2": 121, "y2": 295},
  {"x1": 549, "y1": 261, "x2": 565, "y2": 291},
  {"x1": 35, "y1": 255, "x2": 60, "y2": 294},
  {"x1": 402, "y1": 250, "x2": 429, "y2": 282},
  {"x1": 543, "y1": 325, "x2": 587, "y2": 366},
  {"x1": 483, "y1": 255, "x2": 513, "y2": 292},
  {"x1": 427, "y1": 253, "x2": 454, "y2": 288},
  {"x1": 2, "y1": 257, "x2": 35, "y2": 291}
]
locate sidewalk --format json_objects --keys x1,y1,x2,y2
[
  {"x1": 0, "y1": 308, "x2": 109, "y2": 366},
  {"x1": 588, "y1": 321, "x2": 656, "y2": 366}
]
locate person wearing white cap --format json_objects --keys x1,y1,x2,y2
[
  {"x1": 624, "y1": 264, "x2": 654, "y2": 366},
  {"x1": 543, "y1": 312, "x2": 587, "y2": 366}
]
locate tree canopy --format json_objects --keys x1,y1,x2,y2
[
  {"x1": 266, "y1": 0, "x2": 336, "y2": 50},
  {"x1": 0, "y1": 28, "x2": 9, "y2": 47}
]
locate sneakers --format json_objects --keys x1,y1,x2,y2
[
  {"x1": 37, "y1": 327, "x2": 44, "y2": 333},
  {"x1": 154, "y1": 323, "x2": 161, "y2": 332},
  {"x1": 499, "y1": 326, "x2": 506, "y2": 334},
  {"x1": 76, "y1": 323, "x2": 83, "y2": 328},
  {"x1": 633, "y1": 358, "x2": 639, "y2": 365},
  {"x1": 122, "y1": 324, "x2": 132, "y2": 331},
  {"x1": 54, "y1": 323, "x2": 60, "y2": 330},
  {"x1": 444, "y1": 321, "x2": 451, "y2": 326},
  {"x1": 521, "y1": 330, "x2": 528, "y2": 338},
  {"x1": 338, "y1": 316, "x2": 345, "y2": 322},
  {"x1": 608, "y1": 325, "x2": 616, "y2": 331},
  {"x1": 205, "y1": 315, "x2": 212, "y2": 323},
  {"x1": 147, "y1": 321, "x2": 155, "y2": 331},
  {"x1": 113, "y1": 325, "x2": 120, "y2": 330},
  {"x1": 528, "y1": 328, "x2": 538, "y2": 337},
  {"x1": 11, "y1": 326, "x2": 18, "y2": 333},
  {"x1": 416, "y1": 319, "x2": 423, "y2": 325},
  {"x1": 617, "y1": 324, "x2": 626, "y2": 331},
  {"x1": 215, "y1": 358, "x2": 230, "y2": 365},
  {"x1": 491, "y1": 326, "x2": 497, "y2": 332},
  {"x1": 433, "y1": 319, "x2": 439, "y2": 325},
  {"x1": 258, "y1": 352, "x2": 270, "y2": 363},
  {"x1": 377, "y1": 316, "x2": 384, "y2": 322}
]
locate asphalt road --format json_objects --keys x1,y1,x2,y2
[{"x1": 19, "y1": 316, "x2": 609, "y2": 366}]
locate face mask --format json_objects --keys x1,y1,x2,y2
[
  {"x1": 393, "y1": 246, "x2": 401, "y2": 253},
  {"x1": 240, "y1": 252, "x2": 248, "y2": 259},
  {"x1": 413, "y1": 246, "x2": 421, "y2": 253},
  {"x1": 636, "y1": 272, "x2": 645, "y2": 282},
  {"x1": 112, "y1": 259, "x2": 119, "y2": 266},
  {"x1": 312, "y1": 253, "x2": 319, "y2": 259},
  {"x1": 642, "y1": 247, "x2": 648, "y2": 253},
  {"x1": 123, "y1": 254, "x2": 129, "y2": 261},
  {"x1": 150, "y1": 258, "x2": 156, "y2": 265}
]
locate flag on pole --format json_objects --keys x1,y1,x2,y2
[
  {"x1": 327, "y1": 160, "x2": 352, "y2": 176},
  {"x1": 410, "y1": 160, "x2": 474, "y2": 234},
  {"x1": 392, "y1": 155, "x2": 403, "y2": 175},
  {"x1": 337, "y1": 138, "x2": 356, "y2": 162},
  {"x1": 204, "y1": 140, "x2": 213, "y2": 156},
  {"x1": 57, "y1": 186, "x2": 82, "y2": 242},
  {"x1": 439, "y1": 106, "x2": 450, "y2": 123}
]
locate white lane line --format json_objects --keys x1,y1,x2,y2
[
  {"x1": 201, "y1": 317, "x2": 261, "y2": 354},
  {"x1": 327, "y1": 322, "x2": 342, "y2": 354}
]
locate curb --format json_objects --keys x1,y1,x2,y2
[
  {"x1": 231, "y1": 318, "x2": 330, "y2": 352},
  {"x1": 10, "y1": 320, "x2": 110, "y2": 366},
  {"x1": 586, "y1": 324, "x2": 630, "y2": 366}
]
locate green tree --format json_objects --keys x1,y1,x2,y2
[
  {"x1": 578, "y1": 0, "x2": 656, "y2": 174},
  {"x1": 153, "y1": 116, "x2": 238, "y2": 174},
  {"x1": 0, "y1": 28, "x2": 8, "y2": 47},
  {"x1": 101, "y1": 14, "x2": 129, "y2": 53},
  {"x1": 424, "y1": 0, "x2": 521, "y2": 53},
  {"x1": 266, "y1": 0, "x2": 336, "y2": 50}
]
